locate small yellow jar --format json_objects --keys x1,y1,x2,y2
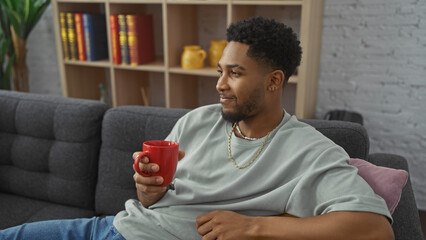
[
  {"x1": 181, "y1": 45, "x2": 206, "y2": 69},
  {"x1": 208, "y1": 40, "x2": 227, "y2": 67}
]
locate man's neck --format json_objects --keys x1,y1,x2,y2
[{"x1": 237, "y1": 107, "x2": 284, "y2": 139}]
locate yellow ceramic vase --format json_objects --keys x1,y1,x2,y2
[
  {"x1": 181, "y1": 45, "x2": 206, "y2": 69},
  {"x1": 208, "y1": 40, "x2": 227, "y2": 67}
]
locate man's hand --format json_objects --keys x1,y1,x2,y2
[
  {"x1": 196, "y1": 210, "x2": 258, "y2": 240},
  {"x1": 133, "y1": 150, "x2": 185, "y2": 207}
]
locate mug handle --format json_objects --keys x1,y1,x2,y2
[{"x1": 134, "y1": 151, "x2": 150, "y2": 177}]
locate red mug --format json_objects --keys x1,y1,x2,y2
[{"x1": 134, "y1": 140, "x2": 179, "y2": 187}]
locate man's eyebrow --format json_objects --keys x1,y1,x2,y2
[{"x1": 217, "y1": 63, "x2": 246, "y2": 71}]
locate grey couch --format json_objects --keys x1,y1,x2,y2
[{"x1": 0, "y1": 90, "x2": 423, "y2": 240}]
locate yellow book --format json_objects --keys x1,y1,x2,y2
[
  {"x1": 66, "y1": 12, "x2": 78, "y2": 61},
  {"x1": 59, "y1": 12, "x2": 70, "y2": 60}
]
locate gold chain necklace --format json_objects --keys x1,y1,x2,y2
[
  {"x1": 235, "y1": 124, "x2": 258, "y2": 141},
  {"x1": 228, "y1": 123, "x2": 271, "y2": 169}
]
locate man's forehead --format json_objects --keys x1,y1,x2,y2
[{"x1": 219, "y1": 42, "x2": 252, "y2": 69}]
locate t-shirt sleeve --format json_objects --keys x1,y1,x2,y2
[
  {"x1": 164, "y1": 114, "x2": 186, "y2": 142},
  {"x1": 285, "y1": 145, "x2": 392, "y2": 222}
]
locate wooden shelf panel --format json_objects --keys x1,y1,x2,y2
[
  {"x1": 166, "y1": 0, "x2": 228, "y2": 5},
  {"x1": 110, "y1": 0, "x2": 162, "y2": 3},
  {"x1": 63, "y1": 65, "x2": 109, "y2": 100},
  {"x1": 64, "y1": 60, "x2": 111, "y2": 68},
  {"x1": 232, "y1": 1, "x2": 302, "y2": 6},
  {"x1": 169, "y1": 66, "x2": 218, "y2": 77},
  {"x1": 288, "y1": 76, "x2": 298, "y2": 84},
  {"x1": 57, "y1": 0, "x2": 106, "y2": 3},
  {"x1": 113, "y1": 58, "x2": 166, "y2": 72}
]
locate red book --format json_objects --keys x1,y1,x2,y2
[
  {"x1": 110, "y1": 14, "x2": 121, "y2": 64},
  {"x1": 126, "y1": 14, "x2": 155, "y2": 66},
  {"x1": 74, "y1": 13, "x2": 86, "y2": 61}
]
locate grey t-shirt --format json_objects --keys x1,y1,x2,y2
[{"x1": 114, "y1": 104, "x2": 391, "y2": 240}]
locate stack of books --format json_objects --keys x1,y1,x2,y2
[
  {"x1": 110, "y1": 14, "x2": 155, "y2": 66},
  {"x1": 59, "y1": 12, "x2": 108, "y2": 61}
]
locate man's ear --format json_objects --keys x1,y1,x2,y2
[{"x1": 267, "y1": 70, "x2": 285, "y2": 92}]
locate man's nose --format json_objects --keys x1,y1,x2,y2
[{"x1": 216, "y1": 74, "x2": 229, "y2": 92}]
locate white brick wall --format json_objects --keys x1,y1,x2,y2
[
  {"x1": 27, "y1": 0, "x2": 426, "y2": 209},
  {"x1": 26, "y1": 5, "x2": 61, "y2": 95},
  {"x1": 317, "y1": 0, "x2": 426, "y2": 210}
]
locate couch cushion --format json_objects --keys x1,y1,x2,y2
[
  {"x1": 368, "y1": 153, "x2": 425, "y2": 240},
  {"x1": 0, "y1": 90, "x2": 109, "y2": 210},
  {"x1": 350, "y1": 158, "x2": 408, "y2": 214},
  {"x1": 0, "y1": 193, "x2": 95, "y2": 229},
  {"x1": 95, "y1": 106, "x2": 190, "y2": 215}
]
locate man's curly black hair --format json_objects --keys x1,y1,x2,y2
[{"x1": 226, "y1": 16, "x2": 302, "y2": 85}]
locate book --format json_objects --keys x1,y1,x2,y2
[
  {"x1": 74, "y1": 13, "x2": 86, "y2": 61},
  {"x1": 109, "y1": 14, "x2": 121, "y2": 65},
  {"x1": 118, "y1": 14, "x2": 130, "y2": 65},
  {"x1": 66, "y1": 12, "x2": 78, "y2": 61},
  {"x1": 59, "y1": 12, "x2": 70, "y2": 60},
  {"x1": 126, "y1": 14, "x2": 155, "y2": 66},
  {"x1": 82, "y1": 13, "x2": 108, "y2": 61}
]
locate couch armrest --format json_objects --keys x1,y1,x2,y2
[{"x1": 368, "y1": 153, "x2": 424, "y2": 240}]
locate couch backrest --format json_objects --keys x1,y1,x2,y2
[
  {"x1": 0, "y1": 90, "x2": 108, "y2": 209},
  {"x1": 95, "y1": 106, "x2": 369, "y2": 215},
  {"x1": 301, "y1": 119, "x2": 369, "y2": 159}
]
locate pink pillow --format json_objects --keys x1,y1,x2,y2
[{"x1": 350, "y1": 158, "x2": 408, "y2": 215}]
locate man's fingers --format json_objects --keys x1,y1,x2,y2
[
  {"x1": 196, "y1": 220, "x2": 212, "y2": 236},
  {"x1": 196, "y1": 212, "x2": 214, "y2": 228},
  {"x1": 178, "y1": 150, "x2": 185, "y2": 161},
  {"x1": 139, "y1": 162, "x2": 159, "y2": 173},
  {"x1": 133, "y1": 152, "x2": 142, "y2": 160},
  {"x1": 134, "y1": 173, "x2": 163, "y2": 185}
]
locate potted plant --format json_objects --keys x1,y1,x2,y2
[{"x1": 0, "y1": 0, "x2": 50, "y2": 91}]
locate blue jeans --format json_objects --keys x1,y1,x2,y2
[{"x1": 0, "y1": 216, "x2": 125, "y2": 240}]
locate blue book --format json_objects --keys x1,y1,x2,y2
[
  {"x1": 118, "y1": 14, "x2": 130, "y2": 65},
  {"x1": 82, "y1": 13, "x2": 109, "y2": 61}
]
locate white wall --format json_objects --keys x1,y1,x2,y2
[
  {"x1": 27, "y1": 1, "x2": 426, "y2": 209},
  {"x1": 317, "y1": 0, "x2": 426, "y2": 210},
  {"x1": 26, "y1": 5, "x2": 61, "y2": 95}
]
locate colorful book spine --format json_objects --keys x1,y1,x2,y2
[
  {"x1": 66, "y1": 12, "x2": 78, "y2": 61},
  {"x1": 82, "y1": 13, "x2": 108, "y2": 61},
  {"x1": 126, "y1": 14, "x2": 155, "y2": 66},
  {"x1": 118, "y1": 14, "x2": 130, "y2": 65},
  {"x1": 59, "y1": 12, "x2": 70, "y2": 60},
  {"x1": 110, "y1": 14, "x2": 121, "y2": 65},
  {"x1": 74, "y1": 13, "x2": 86, "y2": 61}
]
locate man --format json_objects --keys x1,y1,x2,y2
[
  {"x1": 0, "y1": 17, "x2": 393, "y2": 240},
  {"x1": 126, "y1": 17, "x2": 394, "y2": 240}
]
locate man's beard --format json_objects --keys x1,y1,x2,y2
[
  {"x1": 221, "y1": 109, "x2": 249, "y2": 123},
  {"x1": 221, "y1": 88, "x2": 263, "y2": 123}
]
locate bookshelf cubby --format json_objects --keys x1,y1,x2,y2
[{"x1": 52, "y1": 0, "x2": 323, "y2": 119}]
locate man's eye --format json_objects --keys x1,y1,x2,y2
[
  {"x1": 231, "y1": 71, "x2": 240, "y2": 76},
  {"x1": 217, "y1": 70, "x2": 223, "y2": 76}
]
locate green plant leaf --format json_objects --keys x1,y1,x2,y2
[
  {"x1": 1, "y1": 54, "x2": 14, "y2": 89},
  {"x1": 0, "y1": 37, "x2": 10, "y2": 60},
  {"x1": 24, "y1": 0, "x2": 30, "y2": 23},
  {"x1": 3, "y1": 0, "x2": 15, "y2": 10},
  {"x1": 5, "y1": 8, "x2": 22, "y2": 38},
  {"x1": 0, "y1": 36, "x2": 13, "y2": 90}
]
